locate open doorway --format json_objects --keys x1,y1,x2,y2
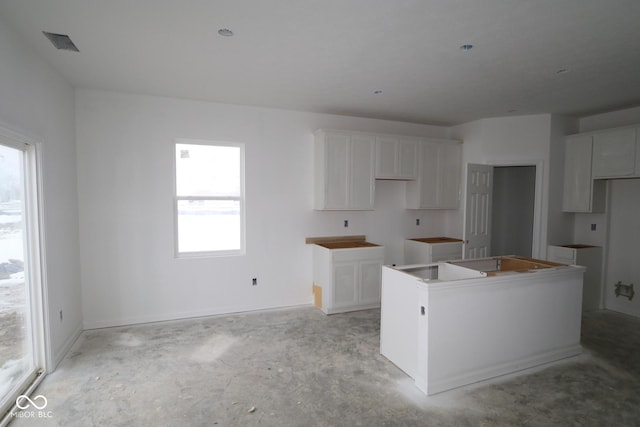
[
  {"x1": 491, "y1": 166, "x2": 536, "y2": 257},
  {"x1": 464, "y1": 163, "x2": 540, "y2": 259}
]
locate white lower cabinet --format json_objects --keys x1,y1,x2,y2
[
  {"x1": 313, "y1": 245, "x2": 385, "y2": 314},
  {"x1": 404, "y1": 238, "x2": 463, "y2": 264},
  {"x1": 547, "y1": 244, "x2": 603, "y2": 311}
]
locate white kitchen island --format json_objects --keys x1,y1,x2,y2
[{"x1": 380, "y1": 256, "x2": 585, "y2": 395}]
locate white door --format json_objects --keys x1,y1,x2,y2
[
  {"x1": 0, "y1": 135, "x2": 44, "y2": 417},
  {"x1": 464, "y1": 164, "x2": 493, "y2": 259}
]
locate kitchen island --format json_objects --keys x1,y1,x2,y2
[{"x1": 380, "y1": 256, "x2": 585, "y2": 395}]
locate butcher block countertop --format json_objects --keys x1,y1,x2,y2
[
  {"x1": 315, "y1": 241, "x2": 380, "y2": 249},
  {"x1": 305, "y1": 235, "x2": 380, "y2": 249},
  {"x1": 408, "y1": 237, "x2": 463, "y2": 244}
]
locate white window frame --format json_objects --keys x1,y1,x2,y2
[
  {"x1": 173, "y1": 138, "x2": 246, "y2": 258},
  {"x1": 0, "y1": 126, "x2": 49, "y2": 421}
]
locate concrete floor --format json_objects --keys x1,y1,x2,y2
[{"x1": 9, "y1": 307, "x2": 640, "y2": 426}]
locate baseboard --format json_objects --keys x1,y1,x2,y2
[
  {"x1": 50, "y1": 322, "x2": 83, "y2": 371},
  {"x1": 424, "y1": 344, "x2": 583, "y2": 395},
  {"x1": 82, "y1": 303, "x2": 314, "y2": 330}
]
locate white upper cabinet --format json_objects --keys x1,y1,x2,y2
[
  {"x1": 375, "y1": 136, "x2": 418, "y2": 180},
  {"x1": 406, "y1": 139, "x2": 462, "y2": 209},
  {"x1": 314, "y1": 130, "x2": 375, "y2": 210},
  {"x1": 592, "y1": 127, "x2": 637, "y2": 178},
  {"x1": 562, "y1": 134, "x2": 605, "y2": 213}
]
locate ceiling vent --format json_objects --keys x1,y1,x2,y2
[{"x1": 42, "y1": 31, "x2": 79, "y2": 52}]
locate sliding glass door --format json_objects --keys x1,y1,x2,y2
[{"x1": 0, "y1": 137, "x2": 41, "y2": 416}]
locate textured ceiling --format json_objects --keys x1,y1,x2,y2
[{"x1": 1, "y1": 0, "x2": 640, "y2": 125}]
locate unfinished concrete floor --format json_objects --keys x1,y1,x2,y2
[{"x1": 9, "y1": 307, "x2": 640, "y2": 426}]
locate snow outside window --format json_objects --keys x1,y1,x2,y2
[{"x1": 174, "y1": 140, "x2": 245, "y2": 256}]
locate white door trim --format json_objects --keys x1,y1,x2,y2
[{"x1": 487, "y1": 159, "x2": 544, "y2": 259}]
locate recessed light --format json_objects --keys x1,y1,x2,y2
[
  {"x1": 218, "y1": 28, "x2": 234, "y2": 37},
  {"x1": 373, "y1": 90, "x2": 383, "y2": 95},
  {"x1": 460, "y1": 44, "x2": 474, "y2": 51}
]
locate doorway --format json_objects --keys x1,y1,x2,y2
[
  {"x1": 491, "y1": 166, "x2": 536, "y2": 257},
  {"x1": 0, "y1": 130, "x2": 45, "y2": 417},
  {"x1": 464, "y1": 163, "x2": 540, "y2": 259}
]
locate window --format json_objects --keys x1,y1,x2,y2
[{"x1": 174, "y1": 139, "x2": 245, "y2": 256}]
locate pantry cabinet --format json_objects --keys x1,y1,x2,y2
[
  {"x1": 592, "y1": 127, "x2": 637, "y2": 178},
  {"x1": 562, "y1": 134, "x2": 605, "y2": 213},
  {"x1": 406, "y1": 139, "x2": 462, "y2": 209},
  {"x1": 314, "y1": 130, "x2": 375, "y2": 210},
  {"x1": 375, "y1": 136, "x2": 418, "y2": 180}
]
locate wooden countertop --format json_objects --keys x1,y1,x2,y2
[{"x1": 408, "y1": 237, "x2": 463, "y2": 244}]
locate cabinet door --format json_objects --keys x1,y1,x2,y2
[
  {"x1": 349, "y1": 134, "x2": 375, "y2": 209},
  {"x1": 417, "y1": 141, "x2": 439, "y2": 207},
  {"x1": 397, "y1": 138, "x2": 418, "y2": 179},
  {"x1": 375, "y1": 136, "x2": 398, "y2": 178},
  {"x1": 333, "y1": 263, "x2": 358, "y2": 307},
  {"x1": 431, "y1": 243, "x2": 463, "y2": 262},
  {"x1": 375, "y1": 136, "x2": 417, "y2": 180},
  {"x1": 324, "y1": 133, "x2": 350, "y2": 209},
  {"x1": 563, "y1": 135, "x2": 595, "y2": 212},
  {"x1": 359, "y1": 260, "x2": 382, "y2": 305},
  {"x1": 410, "y1": 141, "x2": 461, "y2": 209},
  {"x1": 592, "y1": 128, "x2": 636, "y2": 178},
  {"x1": 437, "y1": 142, "x2": 462, "y2": 209}
]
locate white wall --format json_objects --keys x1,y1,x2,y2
[
  {"x1": 578, "y1": 106, "x2": 640, "y2": 133},
  {"x1": 575, "y1": 107, "x2": 640, "y2": 317},
  {"x1": 0, "y1": 17, "x2": 82, "y2": 366},
  {"x1": 76, "y1": 89, "x2": 451, "y2": 328},
  {"x1": 603, "y1": 178, "x2": 640, "y2": 316},
  {"x1": 450, "y1": 115, "x2": 557, "y2": 259}
]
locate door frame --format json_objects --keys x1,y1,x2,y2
[
  {"x1": 463, "y1": 159, "x2": 544, "y2": 259},
  {"x1": 0, "y1": 124, "x2": 50, "y2": 415}
]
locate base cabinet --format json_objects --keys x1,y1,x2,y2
[
  {"x1": 404, "y1": 239, "x2": 463, "y2": 264},
  {"x1": 313, "y1": 245, "x2": 385, "y2": 314},
  {"x1": 381, "y1": 262, "x2": 584, "y2": 395},
  {"x1": 547, "y1": 245, "x2": 603, "y2": 311}
]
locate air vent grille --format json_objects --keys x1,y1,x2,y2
[{"x1": 42, "y1": 31, "x2": 79, "y2": 52}]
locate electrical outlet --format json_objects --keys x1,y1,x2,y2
[
  {"x1": 591, "y1": 223, "x2": 597, "y2": 231},
  {"x1": 344, "y1": 220, "x2": 349, "y2": 227},
  {"x1": 416, "y1": 218, "x2": 420, "y2": 226},
  {"x1": 252, "y1": 278, "x2": 258, "y2": 286}
]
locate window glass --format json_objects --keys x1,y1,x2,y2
[{"x1": 174, "y1": 141, "x2": 244, "y2": 256}]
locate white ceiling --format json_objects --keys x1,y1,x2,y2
[{"x1": 2, "y1": 0, "x2": 640, "y2": 126}]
